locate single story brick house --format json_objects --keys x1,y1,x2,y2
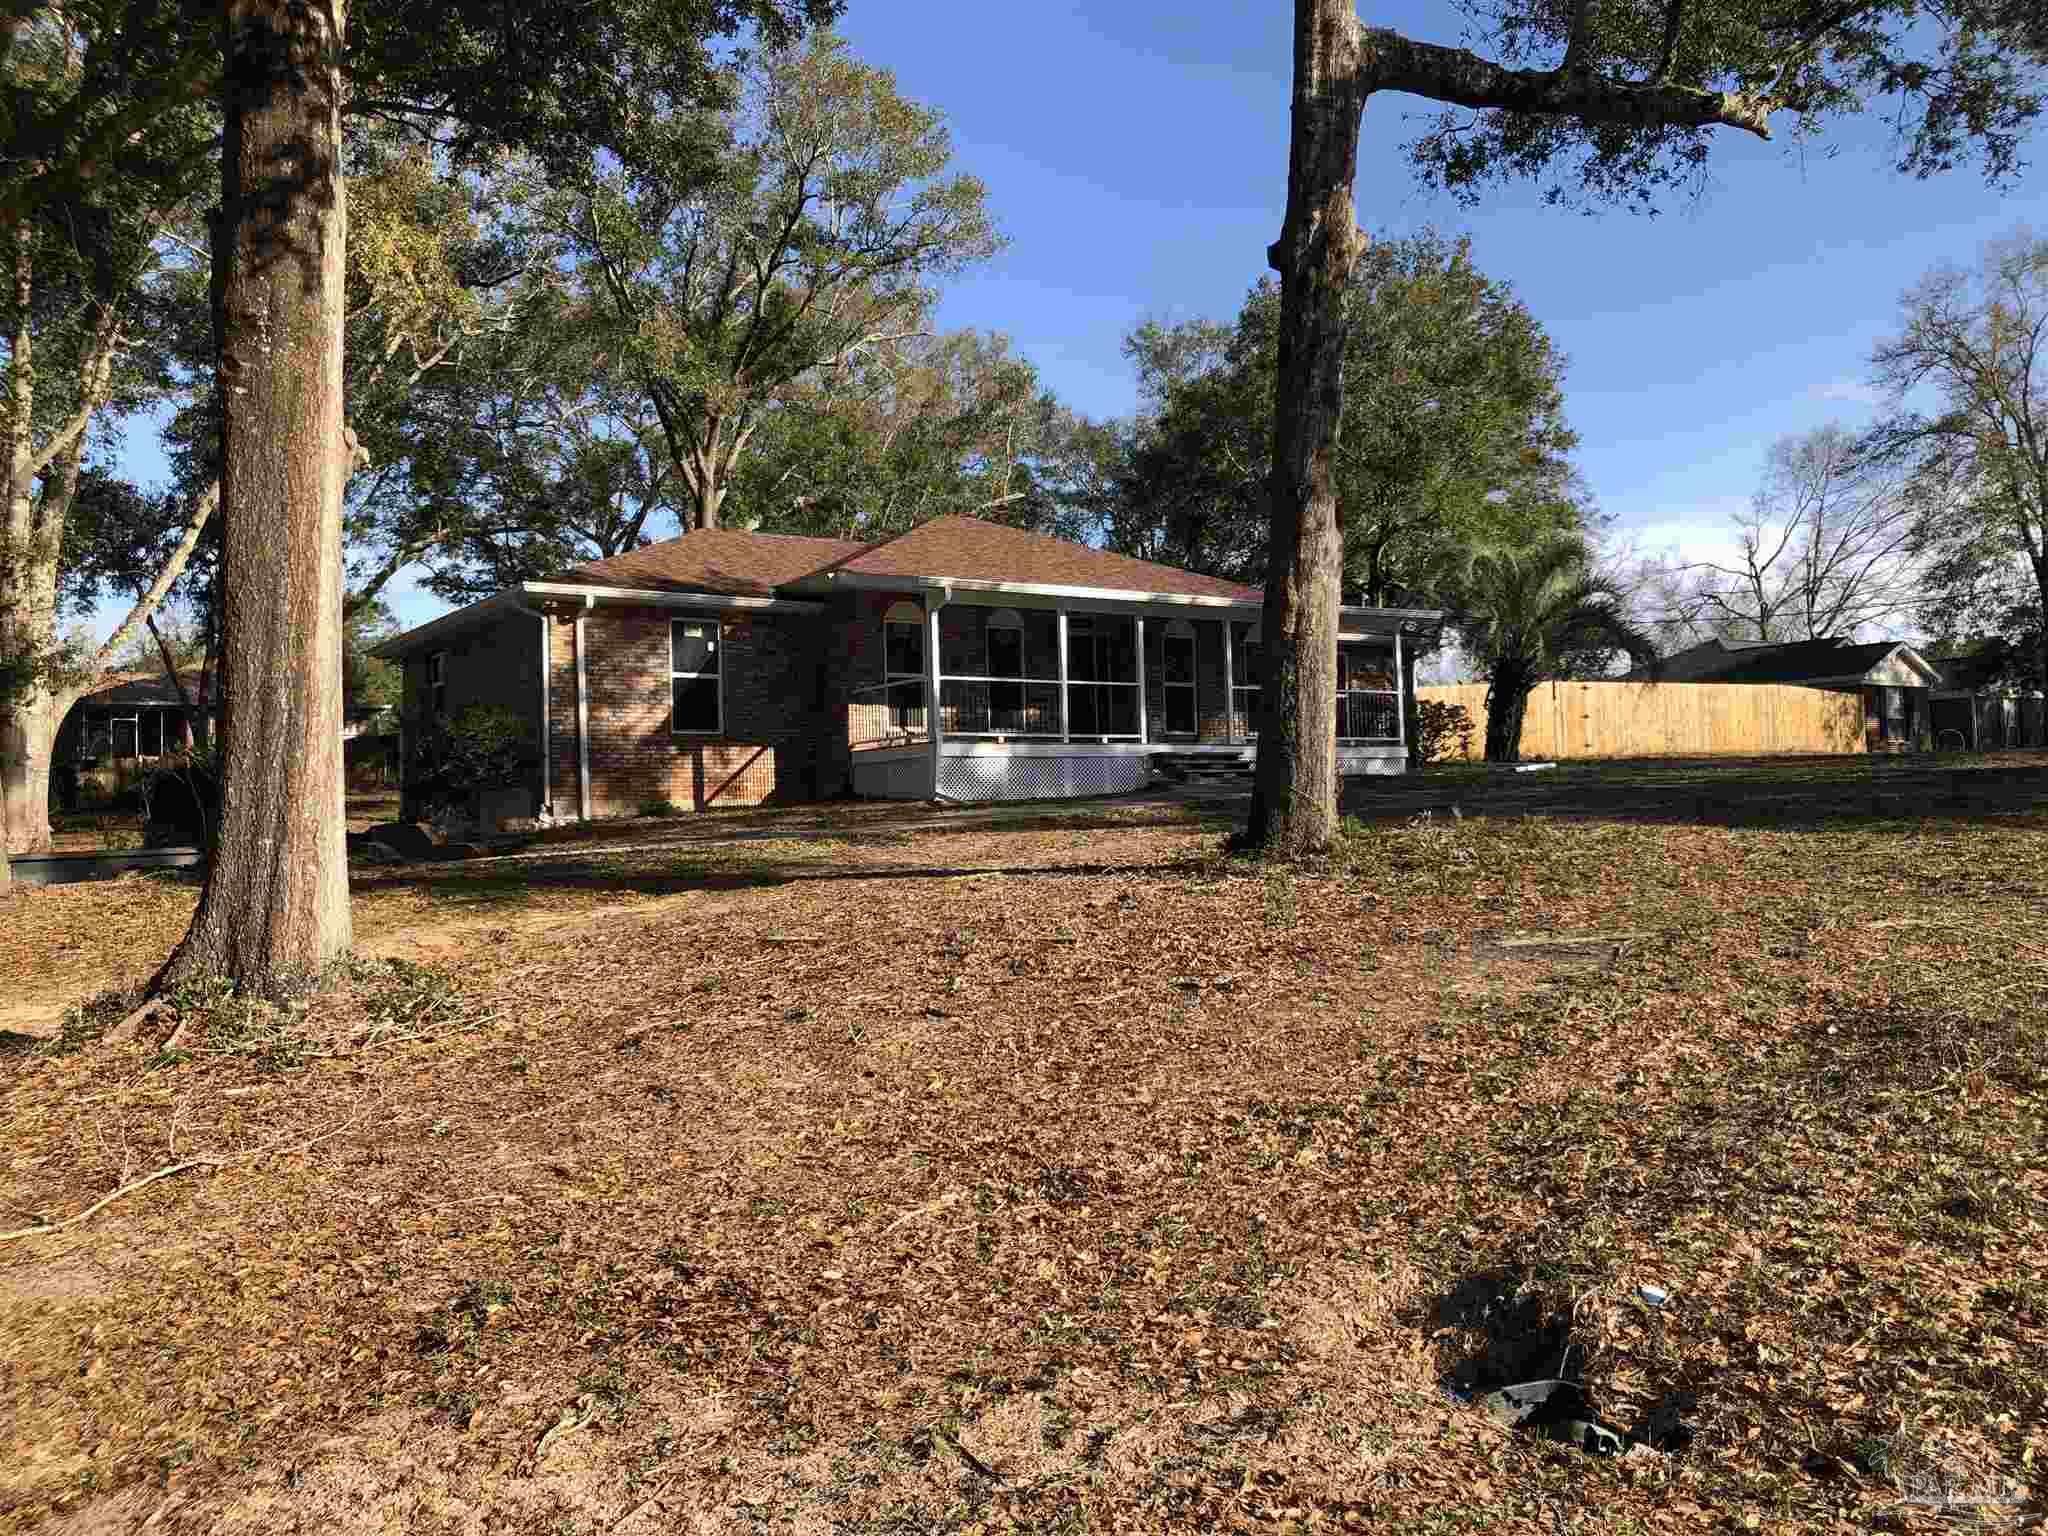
[
  {"x1": 371, "y1": 515, "x2": 1442, "y2": 821},
  {"x1": 1624, "y1": 636, "x2": 1947, "y2": 752}
]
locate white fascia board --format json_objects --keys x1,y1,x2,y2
[
  {"x1": 518, "y1": 582, "x2": 825, "y2": 613},
  {"x1": 368, "y1": 591, "x2": 516, "y2": 659},
  {"x1": 817, "y1": 570, "x2": 1259, "y2": 613},
  {"x1": 816, "y1": 569, "x2": 1444, "y2": 628}
]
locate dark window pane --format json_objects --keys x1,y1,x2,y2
[
  {"x1": 1163, "y1": 635, "x2": 1195, "y2": 685},
  {"x1": 673, "y1": 674, "x2": 720, "y2": 733},
  {"x1": 112, "y1": 719, "x2": 138, "y2": 759},
  {"x1": 139, "y1": 712, "x2": 163, "y2": 757},
  {"x1": 1067, "y1": 625, "x2": 1095, "y2": 682},
  {"x1": 988, "y1": 626, "x2": 1023, "y2": 679},
  {"x1": 673, "y1": 621, "x2": 719, "y2": 676},
  {"x1": 885, "y1": 622, "x2": 923, "y2": 677}
]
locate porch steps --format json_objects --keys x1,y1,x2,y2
[{"x1": 1151, "y1": 752, "x2": 1253, "y2": 785}]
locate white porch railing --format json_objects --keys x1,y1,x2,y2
[
  {"x1": 1339, "y1": 689, "x2": 1401, "y2": 742},
  {"x1": 1229, "y1": 687, "x2": 1401, "y2": 742},
  {"x1": 938, "y1": 676, "x2": 1144, "y2": 740}
]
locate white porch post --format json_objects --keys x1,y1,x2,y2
[
  {"x1": 1222, "y1": 618, "x2": 1236, "y2": 743},
  {"x1": 1057, "y1": 608, "x2": 1070, "y2": 742},
  {"x1": 1134, "y1": 614, "x2": 1148, "y2": 745},
  {"x1": 1394, "y1": 628, "x2": 1407, "y2": 750},
  {"x1": 926, "y1": 593, "x2": 944, "y2": 797}
]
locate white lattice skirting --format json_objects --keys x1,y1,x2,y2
[{"x1": 936, "y1": 753, "x2": 1148, "y2": 803}]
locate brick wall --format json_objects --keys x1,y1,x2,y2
[
  {"x1": 818, "y1": 590, "x2": 922, "y2": 798},
  {"x1": 543, "y1": 605, "x2": 832, "y2": 816}
]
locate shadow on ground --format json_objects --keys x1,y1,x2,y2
[{"x1": 1345, "y1": 753, "x2": 2048, "y2": 831}]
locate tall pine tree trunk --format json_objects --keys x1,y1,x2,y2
[
  {"x1": 1246, "y1": 0, "x2": 1368, "y2": 856},
  {"x1": 158, "y1": 0, "x2": 350, "y2": 995}
]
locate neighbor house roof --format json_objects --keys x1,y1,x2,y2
[
  {"x1": 73, "y1": 670, "x2": 211, "y2": 709},
  {"x1": 552, "y1": 530, "x2": 866, "y2": 597},
  {"x1": 797, "y1": 515, "x2": 1262, "y2": 602},
  {"x1": 1627, "y1": 637, "x2": 1943, "y2": 687}
]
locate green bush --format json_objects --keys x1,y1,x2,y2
[
  {"x1": 638, "y1": 797, "x2": 684, "y2": 817},
  {"x1": 404, "y1": 705, "x2": 533, "y2": 815}
]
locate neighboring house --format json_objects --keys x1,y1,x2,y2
[
  {"x1": 371, "y1": 514, "x2": 1442, "y2": 822},
  {"x1": 55, "y1": 670, "x2": 216, "y2": 781},
  {"x1": 1923, "y1": 644, "x2": 2048, "y2": 751},
  {"x1": 1624, "y1": 636, "x2": 1947, "y2": 752}
]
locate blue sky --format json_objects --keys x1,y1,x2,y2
[{"x1": 101, "y1": 0, "x2": 2048, "y2": 638}]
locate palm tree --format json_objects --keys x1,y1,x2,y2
[{"x1": 1452, "y1": 535, "x2": 1659, "y2": 762}]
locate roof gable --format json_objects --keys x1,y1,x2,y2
[
  {"x1": 555, "y1": 529, "x2": 867, "y2": 597},
  {"x1": 805, "y1": 515, "x2": 1261, "y2": 601}
]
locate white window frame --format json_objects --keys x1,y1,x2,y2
[
  {"x1": 670, "y1": 618, "x2": 724, "y2": 737},
  {"x1": 109, "y1": 712, "x2": 141, "y2": 760},
  {"x1": 426, "y1": 651, "x2": 448, "y2": 717}
]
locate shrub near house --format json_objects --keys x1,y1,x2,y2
[{"x1": 404, "y1": 705, "x2": 535, "y2": 830}]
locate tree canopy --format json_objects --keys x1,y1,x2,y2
[{"x1": 1093, "y1": 232, "x2": 1587, "y2": 606}]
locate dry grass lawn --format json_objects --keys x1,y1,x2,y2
[{"x1": 2, "y1": 785, "x2": 2045, "y2": 1534}]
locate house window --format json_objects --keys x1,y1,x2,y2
[
  {"x1": 671, "y1": 619, "x2": 722, "y2": 735},
  {"x1": 427, "y1": 651, "x2": 448, "y2": 717},
  {"x1": 111, "y1": 716, "x2": 139, "y2": 760},
  {"x1": 138, "y1": 710, "x2": 163, "y2": 758}
]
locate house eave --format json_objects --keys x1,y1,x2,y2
[
  {"x1": 369, "y1": 591, "x2": 520, "y2": 660},
  {"x1": 369, "y1": 582, "x2": 828, "y2": 659},
  {"x1": 517, "y1": 581, "x2": 826, "y2": 614},
  {"x1": 798, "y1": 569, "x2": 1443, "y2": 631}
]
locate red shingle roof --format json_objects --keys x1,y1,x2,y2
[
  {"x1": 554, "y1": 530, "x2": 867, "y2": 597},
  {"x1": 808, "y1": 516, "x2": 1260, "y2": 600}
]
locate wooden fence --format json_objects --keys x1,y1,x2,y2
[{"x1": 1416, "y1": 681, "x2": 1867, "y2": 760}]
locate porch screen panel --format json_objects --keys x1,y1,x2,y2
[
  {"x1": 139, "y1": 710, "x2": 164, "y2": 757},
  {"x1": 1065, "y1": 615, "x2": 1139, "y2": 738},
  {"x1": 1232, "y1": 623, "x2": 1262, "y2": 738},
  {"x1": 111, "y1": 717, "x2": 139, "y2": 760},
  {"x1": 1162, "y1": 625, "x2": 1197, "y2": 736}
]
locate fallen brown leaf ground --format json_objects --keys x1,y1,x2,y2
[{"x1": 2, "y1": 767, "x2": 2045, "y2": 1535}]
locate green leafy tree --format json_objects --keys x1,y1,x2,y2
[
  {"x1": 1, "y1": 13, "x2": 216, "y2": 863},
  {"x1": 1102, "y1": 235, "x2": 1583, "y2": 602},
  {"x1": 1252, "y1": 0, "x2": 2045, "y2": 854},
  {"x1": 2, "y1": 0, "x2": 845, "y2": 993},
  {"x1": 556, "y1": 34, "x2": 1001, "y2": 533},
  {"x1": 1451, "y1": 534, "x2": 1658, "y2": 761},
  {"x1": 344, "y1": 600, "x2": 401, "y2": 720},
  {"x1": 735, "y1": 329, "x2": 1083, "y2": 542}
]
